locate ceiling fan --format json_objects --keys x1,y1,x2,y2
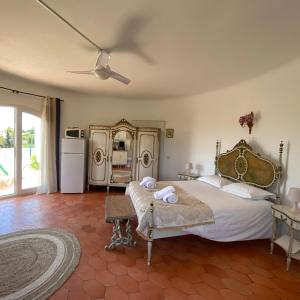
[
  {"x1": 35, "y1": 0, "x2": 131, "y2": 85},
  {"x1": 68, "y1": 50, "x2": 131, "y2": 85}
]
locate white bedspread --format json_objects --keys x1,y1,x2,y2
[
  {"x1": 174, "y1": 180, "x2": 273, "y2": 241},
  {"x1": 128, "y1": 181, "x2": 214, "y2": 238}
]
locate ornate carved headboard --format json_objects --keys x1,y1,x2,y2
[{"x1": 215, "y1": 139, "x2": 283, "y2": 199}]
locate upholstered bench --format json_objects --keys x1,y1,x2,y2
[{"x1": 105, "y1": 195, "x2": 137, "y2": 250}]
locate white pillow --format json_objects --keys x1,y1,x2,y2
[
  {"x1": 198, "y1": 175, "x2": 232, "y2": 188},
  {"x1": 221, "y1": 183, "x2": 276, "y2": 200}
]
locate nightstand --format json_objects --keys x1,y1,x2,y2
[
  {"x1": 270, "y1": 204, "x2": 300, "y2": 271},
  {"x1": 177, "y1": 172, "x2": 200, "y2": 181}
]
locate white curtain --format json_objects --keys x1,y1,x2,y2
[{"x1": 38, "y1": 97, "x2": 57, "y2": 193}]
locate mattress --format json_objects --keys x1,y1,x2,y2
[{"x1": 174, "y1": 180, "x2": 273, "y2": 241}]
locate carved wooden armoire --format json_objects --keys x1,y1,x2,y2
[{"x1": 88, "y1": 119, "x2": 160, "y2": 192}]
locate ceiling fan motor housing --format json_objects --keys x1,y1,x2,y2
[{"x1": 95, "y1": 68, "x2": 111, "y2": 80}]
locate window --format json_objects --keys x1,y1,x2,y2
[{"x1": 0, "y1": 106, "x2": 41, "y2": 197}]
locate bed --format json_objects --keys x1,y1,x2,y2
[{"x1": 127, "y1": 139, "x2": 284, "y2": 265}]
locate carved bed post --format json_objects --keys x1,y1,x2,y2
[
  {"x1": 215, "y1": 140, "x2": 220, "y2": 175},
  {"x1": 276, "y1": 141, "x2": 284, "y2": 204},
  {"x1": 147, "y1": 202, "x2": 154, "y2": 266}
]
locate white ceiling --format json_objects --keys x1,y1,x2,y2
[{"x1": 1, "y1": 0, "x2": 300, "y2": 99}]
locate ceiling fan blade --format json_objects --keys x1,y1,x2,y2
[
  {"x1": 109, "y1": 70, "x2": 131, "y2": 85},
  {"x1": 95, "y1": 50, "x2": 110, "y2": 68},
  {"x1": 67, "y1": 70, "x2": 95, "y2": 75}
]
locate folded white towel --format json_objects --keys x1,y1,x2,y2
[
  {"x1": 140, "y1": 177, "x2": 156, "y2": 189},
  {"x1": 154, "y1": 186, "x2": 175, "y2": 200},
  {"x1": 140, "y1": 176, "x2": 154, "y2": 186},
  {"x1": 163, "y1": 192, "x2": 178, "y2": 204},
  {"x1": 145, "y1": 180, "x2": 156, "y2": 189}
]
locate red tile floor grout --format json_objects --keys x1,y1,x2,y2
[{"x1": 0, "y1": 190, "x2": 300, "y2": 300}]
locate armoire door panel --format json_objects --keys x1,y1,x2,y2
[
  {"x1": 137, "y1": 161, "x2": 154, "y2": 180},
  {"x1": 138, "y1": 134, "x2": 155, "y2": 154},
  {"x1": 136, "y1": 132, "x2": 159, "y2": 181},
  {"x1": 89, "y1": 130, "x2": 109, "y2": 184}
]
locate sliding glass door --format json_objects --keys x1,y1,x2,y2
[
  {"x1": 0, "y1": 107, "x2": 15, "y2": 196},
  {"x1": 22, "y1": 112, "x2": 41, "y2": 190},
  {"x1": 0, "y1": 106, "x2": 41, "y2": 197}
]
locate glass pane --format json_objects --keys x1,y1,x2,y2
[
  {"x1": 22, "y1": 112, "x2": 41, "y2": 190},
  {"x1": 0, "y1": 107, "x2": 15, "y2": 196},
  {"x1": 111, "y1": 130, "x2": 133, "y2": 184}
]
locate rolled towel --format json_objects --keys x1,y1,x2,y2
[
  {"x1": 163, "y1": 192, "x2": 178, "y2": 204},
  {"x1": 140, "y1": 176, "x2": 156, "y2": 186},
  {"x1": 154, "y1": 186, "x2": 175, "y2": 200},
  {"x1": 145, "y1": 180, "x2": 156, "y2": 189}
]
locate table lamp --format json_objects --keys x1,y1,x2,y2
[
  {"x1": 185, "y1": 162, "x2": 192, "y2": 174},
  {"x1": 288, "y1": 187, "x2": 300, "y2": 213}
]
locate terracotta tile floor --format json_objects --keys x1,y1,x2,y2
[{"x1": 1, "y1": 191, "x2": 300, "y2": 300}]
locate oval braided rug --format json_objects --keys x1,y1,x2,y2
[{"x1": 0, "y1": 228, "x2": 81, "y2": 300}]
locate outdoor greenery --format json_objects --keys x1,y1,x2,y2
[
  {"x1": 0, "y1": 127, "x2": 14, "y2": 148},
  {"x1": 22, "y1": 128, "x2": 35, "y2": 148},
  {"x1": 0, "y1": 127, "x2": 35, "y2": 148},
  {"x1": 30, "y1": 154, "x2": 40, "y2": 171}
]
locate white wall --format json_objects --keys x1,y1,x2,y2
[
  {"x1": 1, "y1": 56, "x2": 300, "y2": 203},
  {"x1": 60, "y1": 58, "x2": 300, "y2": 202},
  {"x1": 0, "y1": 71, "x2": 61, "y2": 115},
  {"x1": 0, "y1": 71, "x2": 192, "y2": 180},
  {"x1": 186, "y1": 58, "x2": 300, "y2": 202},
  {"x1": 60, "y1": 94, "x2": 193, "y2": 180},
  {"x1": 190, "y1": 58, "x2": 299, "y2": 203}
]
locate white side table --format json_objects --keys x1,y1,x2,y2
[
  {"x1": 270, "y1": 204, "x2": 300, "y2": 271},
  {"x1": 177, "y1": 172, "x2": 200, "y2": 181}
]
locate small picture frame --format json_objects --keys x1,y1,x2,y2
[{"x1": 166, "y1": 128, "x2": 174, "y2": 138}]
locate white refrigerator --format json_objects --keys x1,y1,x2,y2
[{"x1": 61, "y1": 138, "x2": 86, "y2": 193}]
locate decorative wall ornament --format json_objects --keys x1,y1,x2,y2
[
  {"x1": 239, "y1": 112, "x2": 254, "y2": 134},
  {"x1": 166, "y1": 128, "x2": 174, "y2": 138}
]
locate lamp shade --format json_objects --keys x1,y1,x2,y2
[
  {"x1": 288, "y1": 187, "x2": 300, "y2": 202},
  {"x1": 288, "y1": 187, "x2": 300, "y2": 212},
  {"x1": 185, "y1": 162, "x2": 192, "y2": 171}
]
